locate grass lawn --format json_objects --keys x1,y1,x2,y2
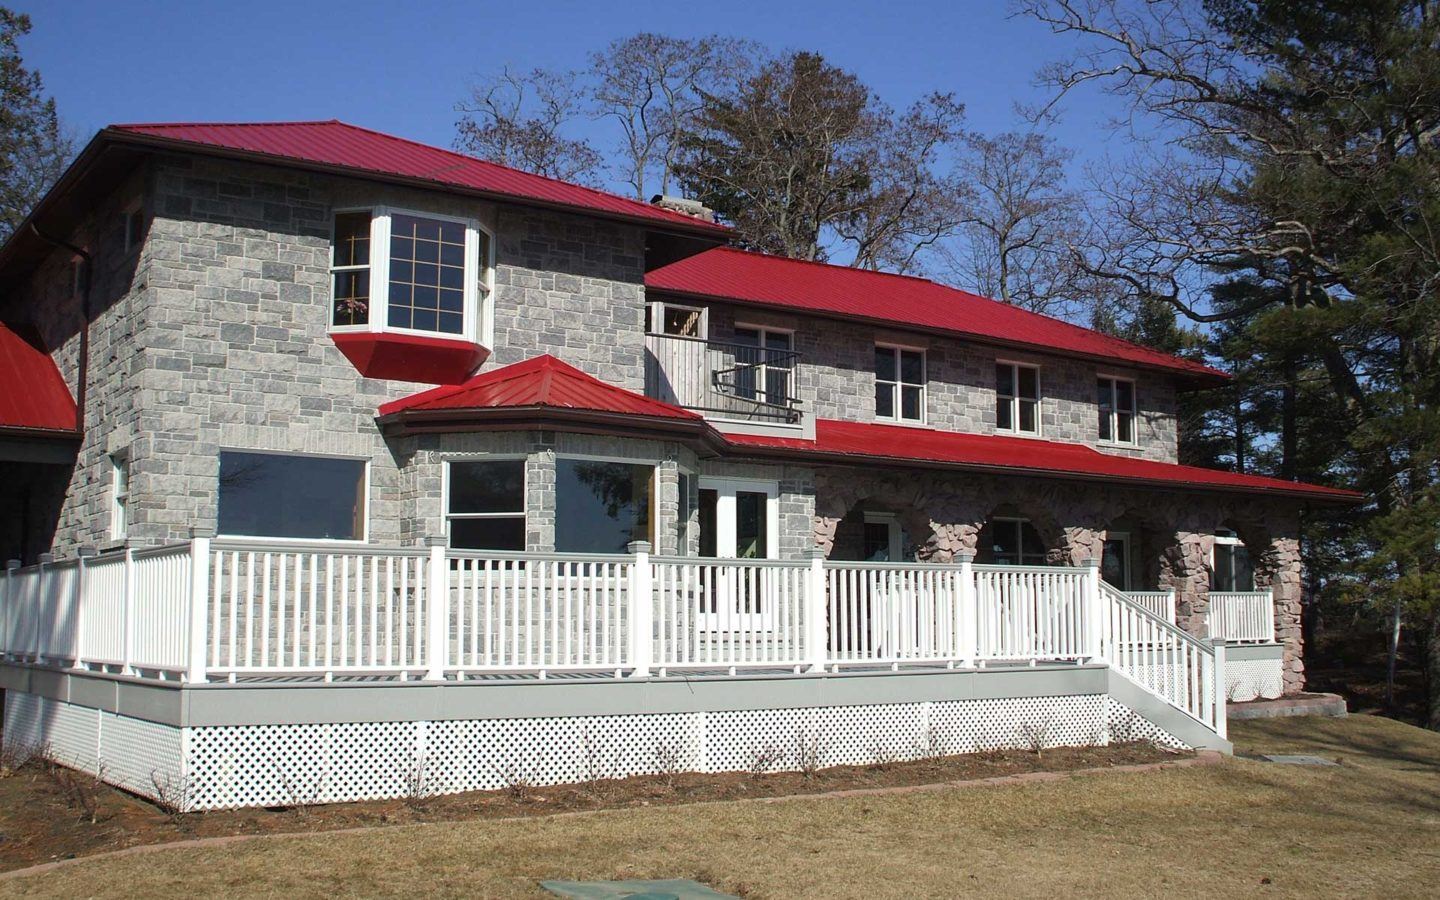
[{"x1": 3, "y1": 714, "x2": 1437, "y2": 899}]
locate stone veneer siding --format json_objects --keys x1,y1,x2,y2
[{"x1": 694, "y1": 302, "x2": 1180, "y2": 462}]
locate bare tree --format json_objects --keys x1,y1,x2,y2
[
  {"x1": 939, "y1": 130, "x2": 1090, "y2": 317},
  {"x1": 590, "y1": 33, "x2": 758, "y2": 200},
  {"x1": 455, "y1": 66, "x2": 602, "y2": 184}
]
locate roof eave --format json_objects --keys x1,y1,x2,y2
[
  {"x1": 646, "y1": 286, "x2": 1231, "y2": 388},
  {"x1": 377, "y1": 404, "x2": 721, "y2": 452},
  {"x1": 102, "y1": 128, "x2": 732, "y2": 241}
]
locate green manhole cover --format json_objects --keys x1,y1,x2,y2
[{"x1": 541, "y1": 878, "x2": 737, "y2": 899}]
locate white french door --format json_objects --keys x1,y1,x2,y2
[{"x1": 697, "y1": 478, "x2": 779, "y2": 629}]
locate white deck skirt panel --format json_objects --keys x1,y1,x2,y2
[{"x1": 3, "y1": 664, "x2": 1213, "y2": 810}]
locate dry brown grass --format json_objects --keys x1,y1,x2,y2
[{"x1": 3, "y1": 714, "x2": 1437, "y2": 899}]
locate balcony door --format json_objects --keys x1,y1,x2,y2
[
  {"x1": 644, "y1": 302, "x2": 707, "y2": 407},
  {"x1": 697, "y1": 478, "x2": 779, "y2": 627}
]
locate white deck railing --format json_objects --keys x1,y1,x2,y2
[
  {"x1": 1207, "y1": 590, "x2": 1276, "y2": 643},
  {"x1": 1, "y1": 539, "x2": 1227, "y2": 735},
  {"x1": 1126, "y1": 590, "x2": 1176, "y2": 624}
]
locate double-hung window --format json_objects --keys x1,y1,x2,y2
[
  {"x1": 447, "y1": 459, "x2": 526, "y2": 551},
  {"x1": 734, "y1": 326, "x2": 794, "y2": 408},
  {"x1": 875, "y1": 345, "x2": 925, "y2": 422},
  {"x1": 110, "y1": 453, "x2": 129, "y2": 540},
  {"x1": 996, "y1": 362, "x2": 1040, "y2": 434},
  {"x1": 1098, "y1": 376, "x2": 1137, "y2": 444},
  {"x1": 329, "y1": 208, "x2": 492, "y2": 343}
]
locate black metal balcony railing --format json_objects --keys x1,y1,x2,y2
[{"x1": 644, "y1": 333, "x2": 803, "y2": 424}]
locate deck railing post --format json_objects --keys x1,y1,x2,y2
[
  {"x1": 34, "y1": 553, "x2": 52, "y2": 663},
  {"x1": 425, "y1": 537, "x2": 449, "y2": 681},
  {"x1": 1082, "y1": 557, "x2": 1103, "y2": 663},
  {"x1": 186, "y1": 530, "x2": 212, "y2": 684},
  {"x1": 956, "y1": 552, "x2": 976, "y2": 667},
  {"x1": 75, "y1": 546, "x2": 96, "y2": 668},
  {"x1": 1267, "y1": 587, "x2": 1277, "y2": 643},
  {"x1": 628, "y1": 541, "x2": 652, "y2": 678},
  {"x1": 121, "y1": 544, "x2": 136, "y2": 675},
  {"x1": 806, "y1": 548, "x2": 827, "y2": 672},
  {"x1": 1210, "y1": 637, "x2": 1229, "y2": 740},
  {"x1": 3, "y1": 560, "x2": 18, "y2": 660}
]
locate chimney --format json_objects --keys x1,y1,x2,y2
[{"x1": 650, "y1": 195, "x2": 715, "y2": 223}]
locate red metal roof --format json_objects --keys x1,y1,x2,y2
[
  {"x1": 0, "y1": 321, "x2": 76, "y2": 434},
  {"x1": 726, "y1": 418, "x2": 1360, "y2": 502},
  {"x1": 108, "y1": 121, "x2": 729, "y2": 237},
  {"x1": 647, "y1": 247, "x2": 1227, "y2": 383},
  {"x1": 378, "y1": 354, "x2": 701, "y2": 420}
]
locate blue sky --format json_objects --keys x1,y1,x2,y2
[{"x1": 24, "y1": 0, "x2": 1123, "y2": 193}]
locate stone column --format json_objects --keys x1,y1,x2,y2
[
  {"x1": 1256, "y1": 535, "x2": 1306, "y2": 694},
  {"x1": 1162, "y1": 530, "x2": 1212, "y2": 638}
]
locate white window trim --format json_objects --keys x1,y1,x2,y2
[
  {"x1": 443, "y1": 456, "x2": 528, "y2": 551},
  {"x1": 328, "y1": 206, "x2": 495, "y2": 346},
  {"x1": 996, "y1": 360, "x2": 1042, "y2": 436},
  {"x1": 697, "y1": 477, "x2": 780, "y2": 631},
  {"x1": 1097, "y1": 374, "x2": 1138, "y2": 446},
  {"x1": 110, "y1": 453, "x2": 129, "y2": 541},
  {"x1": 647, "y1": 301, "x2": 709, "y2": 340},
  {"x1": 215, "y1": 448, "x2": 371, "y2": 545},
  {"x1": 875, "y1": 342, "x2": 927, "y2": 424}
]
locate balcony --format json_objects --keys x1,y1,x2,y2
[{"x1": 644, "y1": 333, "x2": 803, "y2": 426}]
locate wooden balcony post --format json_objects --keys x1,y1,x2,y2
[
  {"x1": 628, "y1": 541, "x2": 652, "y2": 677},
  {"x1": 956, "y1": 551, "x2": 976, "y2": 667},
  {"x1": 806, "y1": 548, "x2": 827, "y2": 672},
  {"x1": 186, "y1": 529, "x2": 212, "y2": 684},
  {"x1": 424, "y1": 537, "x2": 449, "y2": 681}
]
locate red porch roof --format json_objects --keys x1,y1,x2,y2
[
  {"x1": 646, "y1": 247, "x2": 1228, "y2": 385},
  {"x1": 378, "y1": 354, "x2": 701, "y2": 421},
  {"x1": 0, "y1": 321, "x2": 76, "y2": 435},
  {"x1": 725, "y1": 419, "x2": 1360, "y2": 502},
  {"x1": 108, "y1": 121, "x2": 729, "y2": 238}
]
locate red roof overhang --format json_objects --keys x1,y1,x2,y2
[
  {"x1": 724, "y1": 419, "x2": 1361, "y2": 504},
  {"x1": 0, "y1": 321, "x2": 78, "y2": 439}
]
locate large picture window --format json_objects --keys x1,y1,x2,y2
[
  {"x1": 996, "y1": 362, "x2": 1040, "y2": 434},
  {"x1": 218, "y1": 451, "x2": 366, "y2": 540},
  {"x1": 1098, "y1": 376, "x2": 1137, "y2": 444},
  {"x1": 875, "y1": 345, "x2": 925, "y2": 422},
  {"x1": 555, "y1": 459, "x2": 654, "y2": 553},
  {"x1": 329, "y1": 208, "x2": 491, "y2": 341},
  {"x1": 447, "y1": 459, "x2": 526, "y2": 551}
]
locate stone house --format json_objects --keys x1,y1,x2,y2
[{"x1": 0, "y1": 121, "x2": 1357, "y2": 809}]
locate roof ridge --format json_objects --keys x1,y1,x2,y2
[{"x1": 112, "y1": 119, "x2": 344, "y2": 130}]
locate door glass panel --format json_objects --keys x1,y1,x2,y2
[
  {"x1": 1101, "y1": 537, "x2": 1129, "y2": 590},
  {"x1": 698, "y1": 489, "x2": 718, "y2": 558},
  {"x1": 863, "y1": 521, "x2": 892, "y2": 562},
  {"x1": 735, "y1": 491, "x2": 769, "y2": 559}
]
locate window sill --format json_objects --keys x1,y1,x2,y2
[
  {"x1": 1096, "y1": 440, "x2": 1141, "y2": 450},
  {"x1": 994, "y1": 428, "x2": 1045, "y2": 440},
  {"x1": 332, "y1": 331, "x2": 489, "y2": 384},
  {"x1": 874, "y1": 416, "x2": 930, "y2": 429}
]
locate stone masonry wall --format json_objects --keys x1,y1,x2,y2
[{"x1": 701, "y1": 302, "x2": 1179, "y2": 462}]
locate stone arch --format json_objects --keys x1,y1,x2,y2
[
  {"x1": 813, "y1": 470, "x2": 942, "y2": 560},
  {"x1": 974, "y1": 501, "x2": 1066, "y2": 566},
  {"x1": 1096, "y1": 505, "x2": 1175, "y2": 591}
]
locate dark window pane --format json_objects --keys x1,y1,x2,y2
[
  {"x1": 439, "y1": 266, "x2": 463, "y2": 290},
  {"x1": 1098, "y1": 405, "x2": 1112, "y2": 441},
  {"x1": 218, "y1": 452, "x2": 365, "y2": 540},
  {"x1": 900, "y1": 350, "x2": 924, "y2": 385},
  {"x1": 413, "y1": 286, "x2": 439, "y2": 310},
  {"x1": 390, "y1": 235, "x2": 412, "y2": 259},
  {"x1": 440, "y1": 243, "x2": 465, "y2": 267},
  {"x1": 765, "y1": 331, "x2": 792, "y2": 351},
  {"x1": 996, "y1": 397, "x2": 1012, "y2": 430},
  {"x1": 992, "y1": 520, "x2": 1020, "y2": 558},
  {"x1": 332, "y1": 270, "x2": 369, "y2": 327},
  {"x1": 736, "y1": 491, "x2": 769, "y2": 559},
  {"x1": 1116, "y1": 379, "x2": 1134, "y2": 413},
  {"x1": 734, "y1": 327, "x2": 759, "y2": 346},
  {"x1": 333, "y1": 212, "x2": 371, "y2": 267},
  {"x1": 438, "y1": 289, "x2": 464, "y2": 313},
  {"x1": 1101, "y1": 538, "x2": 1128, "y2": 590},
  {"x1": 698, "y1": 489, "x2": 718, "y2": 557},
  {"x1": 415, "y1": 239, "x2": 439, "y2": 264},
  {"x1": 415, "y1": 264, "x2": 438, "y2": 286},
  {"x1": 449, "y1": 460, "x2": 523, "y2": 514},
  {"x1": 555, "y1": 460, "x2": 652, "y2": 553},
  {"x1": 662, "y1": 306, "x2": 702, "y2": 337},
  {"x1": 996, "y1": 363, "x2": 1012, "y2": 396},
  {"x1": 412, "y1": 308, "x2": 438, "y2": 332},
  {"x1": 1019, "y1": 398, "x2": 1037, "y2": 433},
  {"x1": 863, "y1": 521, "x2": 892, "y2": 562},
  {"x1": 413, "y1": 218, "x2": 440, "y2": 241},
  {"x1": 1117, "y1": 410, "x2": 1134, "y2": 443},
  {"x1": 450, "y1": 517, "x2": 525, "y2": 551},
  {"x1": 876, "y1": 346, "x2": 897, "y2": 380},
  {"x1": 1018, "y1": 366, "x2": 1039, "y2": 400},
  {"x1": 1098, "y1": 379, "x2": 1112, "y2": 409},
  {"x1": 438, "y1": 312, "x2": 464, "y2": 334},
  {"x1": 901, "y1": 384, "x2": 922, "y2": 421},
  {"x1": 876, "y1": 382, "x2": 894, "y2": 418}
]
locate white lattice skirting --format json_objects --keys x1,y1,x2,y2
[
  {"x1": 1224, "y1": 657, "x2": 1285, "y2": 702},
  {"x1": 3, "y1": 689, "x2": 1187, "y2": 810}
]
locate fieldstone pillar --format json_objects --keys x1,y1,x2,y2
[
  {"x1": 1256, "y1": 535, "x2": 1305, "y2": 694},
  {"x1": 1162, "y1": 531, "x2": 1212, "y2": 638}
]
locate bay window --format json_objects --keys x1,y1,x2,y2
[
  {"x1": 1098, "y1": 376, "x2": 1137, "y2": 444},
  {"x1": 447, "y1": 459, "x2": 526, "y2": 551},
  {"x1": 555, "y1": 459, "x2": 654, "y2": 553},
  {"x1": 329, "y1": 208, "x2": 492, "y2": 343},
  {"x1": 996, "y1": 362, "x2": 1040, "y2": 434}
]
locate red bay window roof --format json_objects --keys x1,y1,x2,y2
[
  {"x1": 647, "y1": 247, "x2": 1228, "y2": 385},
  {"x1": 0, "y1": 321, "x2": 77, "y2": 436}
]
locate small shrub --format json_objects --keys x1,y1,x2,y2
[
  {"x1": 867, "y1": 740, "x2": 898, "y2": 771},
  {"x1": 747, "y1": 744, "x2": 785, "y2": 778},
  {"x1": 495, "y1": 760, "x2": 533, "y2": 801},
  {"x1": 795, "y1": 730, "x2": 827, "y2": 778},
  {"x1": 151, "y1": 769, "x2": 196, "y2": 825},
  {"x1": 653, "y1": 741, "x2": 685, "y2": 790},
  {"x1": 404, "y1": 754, "x2": 435, "y2": 809},
  {"x1": 49, "y1": 760, "x2": 107, "y2": 824},
  {"x1": 281, "y1": 769, "x2": 328, "y2": 816},
  {"x1": 0, "y1": 738, "x2": 41, "y2": 777},
  {"x1": 915, "y1": 726, "x2": 949, "y2": 761},
  {"x1": 1017, "y1": 719, "x2": 1054, "y2": 758}
]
